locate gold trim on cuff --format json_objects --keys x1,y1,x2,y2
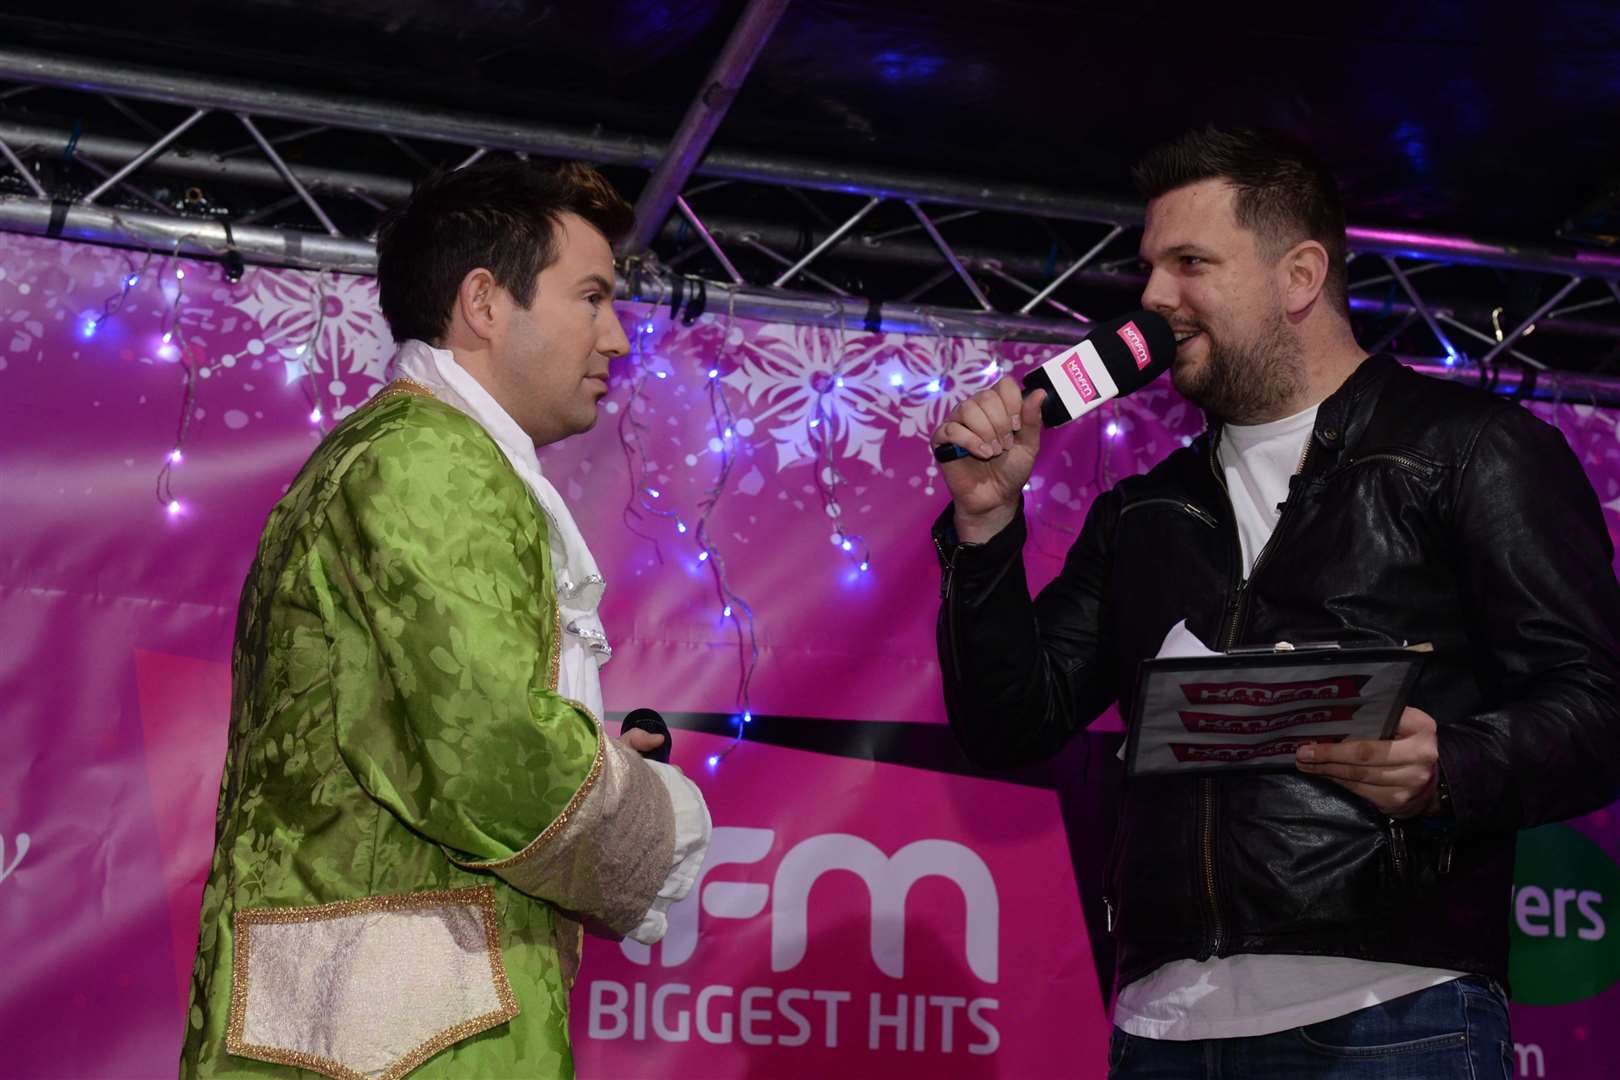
[
  {"x1": 455, "y1": 707, "x2": 607, "y2": 873},
  {"x1": 452, "y1": 709, "x2": 675, "y2": 936},
  {"x1": 225, "y1": 886, "x2": 519, "y2": 1080}
]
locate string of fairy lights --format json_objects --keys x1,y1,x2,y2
[
  {"x1": 620, "y1": 294, "x2": 763, "y2": 769},
  {"x1": 807, "y1": 302, "x2": 871, "y2": 574},
  {"x1": 78, "y1": 244, "x2": 1136, "y2": 771},
  {"x1": 80, "y1": 239, "x2": 333, "y2": 518}
]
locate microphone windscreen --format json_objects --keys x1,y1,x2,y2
[
  {"x1": 620, "y1": 708, "x2": 672, "y2": 764},
  {"x1": 1023, "y1": 310, "x2": 1175, "y2": 427},
  {"x1": 1090, "y1": 311, "x2": 1176, "y2": 390}
]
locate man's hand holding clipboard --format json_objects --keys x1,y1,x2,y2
[
  {"x1": 1295, "y1": 704, "x2": 1442, "y2": 818},
  {"x1": 1125, "y1": 620, "x2": 1439, "y2": 817}
]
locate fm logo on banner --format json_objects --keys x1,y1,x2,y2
[
  {"x1": 570, "y1": 734, "x2": 1104, "y2": 1078},
  {"x1": 589, "y1": 827, "x2": 1002, "y2": 1057},
  {"x1": 618, "y1": 829, "x2": 998, "y2": 982}
]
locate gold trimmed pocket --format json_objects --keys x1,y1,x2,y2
[{"x1": 225, "y1": 886, "x2": 519, "y2": 1080}]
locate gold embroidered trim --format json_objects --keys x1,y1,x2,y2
[
  {"x1": 225, "y1": 885, "x2": 519, "y2": 1080},
  {"x1": 366, "y1": 376, "x2": 436, "y2": 407},
  {"x1": 454, "y1": 706, "x2": 606, "y2": 873},
  {"x1": 550, "y1": 600, "x2": 562, "y2": 692}
]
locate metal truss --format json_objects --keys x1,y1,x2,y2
[{"x1": 1, "y1": 26, "x2": 1619, "y2": 404}]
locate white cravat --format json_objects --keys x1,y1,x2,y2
[
  {"x1": 391, "y1": 340, "x2": 612, "y2": 718},
  {"x1": 388, "y1": 340, "x2": 710, "y2": 946}
]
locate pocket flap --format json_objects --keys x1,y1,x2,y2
[{"x1": 226, "y1": 886, "x2": 519, "y2": 1080}]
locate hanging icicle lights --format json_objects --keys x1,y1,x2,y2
[
  {"x1": 811, "y1": 312, "x2": 871, "y2": 574},
  {"x1": 156, "y1": 262, "x2": 331, "y2": 519},
  {"x1": 81, "y1": 249, "x2": 155, "y2": 340},
  {"x1": 617, "y1": 299, "x2": 762, "y2": 771}
]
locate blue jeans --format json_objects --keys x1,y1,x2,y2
[{"x1": 1108, "y1": 976, "x2": 1514, "y2": 1079}]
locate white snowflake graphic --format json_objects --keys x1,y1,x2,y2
[
  {"x1": 852, "y1": 333, "x2": 1010, "y2": 441},
  {"x1": 233, "y1": 268, "x2": 394, "y2": 394},
  {"x1": 722, "y1": 323, "x2": 894, "y2": 472},
  {"x1": 716, "y1": 323, "x2": 1039, "y2": 477}
]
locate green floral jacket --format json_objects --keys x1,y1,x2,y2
[{"x1": 181, "y1": 386, "x2": 674, "y2": 1080}]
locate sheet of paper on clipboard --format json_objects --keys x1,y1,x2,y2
[{"x1": 1123, "y1": 620, "x2": 1431, "y2": 778}]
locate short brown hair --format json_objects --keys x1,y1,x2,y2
[
  {"x1": 1134, "y1": 126, "x2": 1349, "y2": 315},
  {"x1": 376, "y1": 159, "x2": 634, "y2": 344}
]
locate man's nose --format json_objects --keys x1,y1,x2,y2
[
  {"x1": 599, "y1": 304, "x2": 631, "y2": 360},
  {"x1": 1140, "y1": 266, "x2": 1177, "y2": 317}
]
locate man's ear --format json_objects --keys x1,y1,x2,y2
[
  {"x1": 1281, "y1": 239, "x2": 1330, "y2": 318},
  {"x1": 454, "y1": 268, "x2": 501, "y2": 342}
]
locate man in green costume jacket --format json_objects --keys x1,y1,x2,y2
[{"x1": 182, "y1": 160, "x2": 712, "y2": 1080}]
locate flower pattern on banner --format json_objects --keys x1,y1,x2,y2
[
  {"x1": 716, "y1": 319, "x2": 1050, "y2": 480},
  {"x1": 232, "y1": 268, "x2": 394, "y2": 415},
  {"x1": 0, "y1": 230, "x2": 1614, "y2": 552},
  {"x1": 720, "y1": 322, "x2": 890, "y2": 472}
]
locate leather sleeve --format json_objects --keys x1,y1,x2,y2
[
  {"x1": 934, "y1": 493, "x2": 1122, "y2": 769},
  {"x1": 1439, "y1": 404, "x2": 1620, "y2": 834}
]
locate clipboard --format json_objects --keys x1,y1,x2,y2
[{"x1": 1123, "y1": 642, "x2": 1430, "y2": 778}]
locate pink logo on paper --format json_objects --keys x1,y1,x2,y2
[
  {"x1": 1170, "y1": 734, "x2": 1346, "y2": 764},
  {"x1": 1060, "y1": 353, "x2": 1100, "y2": 404},
  {"x1": 1181, "y1": 675, "x2": 1369, "y2": 707},
  {"x1": 1117, "y1": 321, "x2": 1152, "y2": 370},
  {"x1": 1179, "y1": 704, "x2": 1360, "y2": 736}
]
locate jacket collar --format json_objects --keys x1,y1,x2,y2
[
  {"x1": 1311, "y1": 352, "x2": 1399, "y2": 453},
  {"x1": 1201, "y1": 352, "x2": 1399, "y2": 457}
]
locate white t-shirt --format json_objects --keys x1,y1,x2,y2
[{"x1": 1112, "y1": 403, "x2": 1463, "y2": 1040}]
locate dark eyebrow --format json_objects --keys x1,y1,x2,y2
[
  {"x1": 578, "y1": 273, "x2": 615, "y2": 294},
  {"x1": 1139, "y1": 242, "x2": 1216, "y2": 263}
]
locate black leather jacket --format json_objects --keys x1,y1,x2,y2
[{"x1": 934, "y1": 354, "x2": 1620, "y2": 989}]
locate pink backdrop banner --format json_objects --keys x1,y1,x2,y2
[{"x1": 2, "y1": 231, "x2": 1618, "y2": 1078}]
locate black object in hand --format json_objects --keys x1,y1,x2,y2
[
  {"x1": 620, "y1": 708, "x2": 672, "y2": 764},
  {"x1": 932, "y1": 310, "x2": 1174, "y2": 463}
]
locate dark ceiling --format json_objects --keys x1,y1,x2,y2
[
  {"x1": 2, "y1": 1, "x2": 1619, "y2": 373},
  {"x1": 4, "y1": 0, "x2": 1620, "y2": 244}
]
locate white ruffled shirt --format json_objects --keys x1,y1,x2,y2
[{"x1": 391, "y1": 341, "x2": 710, "y2": 945}]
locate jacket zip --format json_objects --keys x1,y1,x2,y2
[
  {"x1": 1347, "y1": 450, "x2": 1435, "y2": 477},
  {"x1": 1204, "y1": 438, "x2": 1236, "y2": 957},
  {"x1": 1220, "y1": 433, "x2": 1316, "y2": 645},
  {"x1": 1197, "y1": 428, "x2": 1318, "y2": 957},
  {"x1": 1120, "y1": 497, "x2": 1220, "y2": 529},
  {"x1": 1104, "y1": 503, "x2": 1215, "y2": 935},
  {"x1": 935, "y1": 534, "x2": 967, "y2": 687},
  {"x1": 1388, "y1": 819, "x2": 1407, "y2": 882},
  {"x1": 1101, "y1": 501, "x2": 1205, "y2": 932},
  {"x1": 1333, "y1": 446, "x2": 1432, "y2": 886}
]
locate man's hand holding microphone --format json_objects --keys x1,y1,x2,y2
[
  {"x1": 928, "y1": 311, "x2": 1175, "y2": 543},
  {"x1": 932, "y1": 378, "x2": 1047, "y2": 543}
]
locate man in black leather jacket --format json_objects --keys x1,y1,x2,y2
[{"x1": 931, "y1": 127, "x2": 1620, "y2": 1078}]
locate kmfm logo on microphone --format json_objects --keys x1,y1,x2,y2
[{"x1": 1116, "y1": 320, "x2": 1153, "y2": 371}]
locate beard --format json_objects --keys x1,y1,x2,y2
[{"x1": 1171, "y1": 308, "x2": 1305, "y2": 425}]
